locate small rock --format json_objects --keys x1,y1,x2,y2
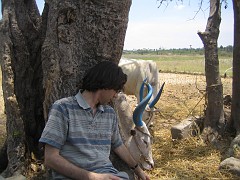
[
  {"x1": 219, "y1": 157, "x2": 240, "y2": 176},
  {"x1": 171, "y1": 116, "x2": 202, "y2": 139}
]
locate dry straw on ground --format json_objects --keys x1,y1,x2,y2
[
  {"x1": 146, "y1": 73, "x2": 236, "y2": 179},
  {"x1": 148, "y1": 125, "x2": 237, "y2": 179}
]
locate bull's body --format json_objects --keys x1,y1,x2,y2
[{"x1": 119, "y1": 58, "x2": 159, "y2": 103}]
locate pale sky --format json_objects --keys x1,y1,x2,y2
[
  {"x1": 125, "y1": 0, "x2": 233, "y2": 50},
  {"x1": 0, "y1": 0, "x2": 234, "y2": 50}
]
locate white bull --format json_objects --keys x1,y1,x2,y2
[
  {"x1": 119, "y1": 58, "x2": 160, "y2": 104},
  {"x1": 113, "y1": 82, "x2": 154, "y2": 170}
]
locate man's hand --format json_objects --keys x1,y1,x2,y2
[
  {"x1": 134, "y1": 166, "x2": 150, "y2": 180},
  {"x1": 113, "y1": 144, "x2": 151, "y2": 180},
  {"x1": 89, "y1": 172, "x2": 121, "y2": 180}
]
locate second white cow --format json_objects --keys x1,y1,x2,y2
[{"x1": 119, "y1": 58, "x2": 160, "y2": 104}]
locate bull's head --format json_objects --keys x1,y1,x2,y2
[
  {"x1": 127, "y1": 82, "x2": 154, "y2": 170},
  {"x1": 113, "y1": 81, "x2": 164, "y2": 170}
]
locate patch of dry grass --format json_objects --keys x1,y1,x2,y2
[
  {"x1": 145, "y1": 73, "x2": 235, "y2": 179},
  {"x1": 148, "y1": 126, "x2": 237, "y2": 179}
]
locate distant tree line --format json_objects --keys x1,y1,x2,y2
[{"x1": 123, "y1": 45, "x2": 233, "y2": 57}]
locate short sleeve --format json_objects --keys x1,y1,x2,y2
[{"x1": 39, "y1": 101, "x2": 69, "y2": 149}]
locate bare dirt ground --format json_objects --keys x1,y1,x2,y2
[
  {"x1": 156, "y1": 73, "x2": 231, "y2": 127},
  {"x1": 0, "y1": 73, "x2": 234, "y2": 179}
]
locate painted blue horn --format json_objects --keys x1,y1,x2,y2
[
  {"x1": 148, "y1": 82, "x2": 165, "y2": 108},
  {"x1": 139, "y1": 78, "x2": 147, "y2": 102},
  {"x1": 133, "y1": 83, "x2": 153, "y2": 127}
]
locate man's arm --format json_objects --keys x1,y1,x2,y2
[
  {"x1": 113, "y1": 144, "x2": 150, "y2": 180},
  {"x1": 44, "y1": 144, "x2": 120, "y2": 180}
]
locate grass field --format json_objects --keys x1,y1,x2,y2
[{"x1": 122, "y1": 53, "x2": 233, "y2": 77}]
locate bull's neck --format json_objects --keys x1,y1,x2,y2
[{"x1": 114, "y1": 96, "x2": 135, "y2": 143}]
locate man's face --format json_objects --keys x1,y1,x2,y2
[{"x1": 99, "y1": 89, "x2": 118, "y2": 105}]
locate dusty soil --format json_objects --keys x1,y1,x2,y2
[{"x1": 157, "y1": 73, "x2": 231, "y2": 124}]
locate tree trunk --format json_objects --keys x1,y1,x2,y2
[
  {"x1": 0, "y1": 0, "x2": 45, "y2": 176},
  {"x1": 42, "y1": 0, "x2": 131, "y2": 118},
  {"x1": 0, "y1": 0, "x2": 132, "y2": 177},
  {"x1": 197, "y1": 0, "x2": 225, "y2": 144},
  {"x1": 231, "y1": 0, "x2": 240, "y2": 134}
]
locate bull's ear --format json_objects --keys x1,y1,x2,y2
[{"x1": 130, "y1": 129, "x2": 136, "y2": 136}]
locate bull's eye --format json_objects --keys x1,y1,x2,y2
[{"x1": 142, "y1": 139, "x2": 148, "y2": 147}]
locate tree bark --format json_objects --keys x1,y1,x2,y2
[
  {"x1": 197, "y1": 0, "x2": 225, "y2": 143},
  {"x1": 0, "y1": 0, "x2": 44, "y2": 176},
  {"x1": 0, "y1": 0, "x2": 132, "y2": 177},
  {"x1": 231, "y1": 0, "x2": 240, "y2": 134},
  {"x1": 42, "y1": 0, "x2": 131, "y2": 119}
]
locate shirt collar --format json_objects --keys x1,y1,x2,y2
[{"x1": 75, "y1": 90, "x2": 104, "y2": 112}]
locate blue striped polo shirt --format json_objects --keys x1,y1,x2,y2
[{"x1": 39, "y1": 91, "x2": 123, "y2": 178}]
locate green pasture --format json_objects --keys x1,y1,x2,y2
[{"x1": 122, "y1": 54, "x2": 233, "y2": 77}]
